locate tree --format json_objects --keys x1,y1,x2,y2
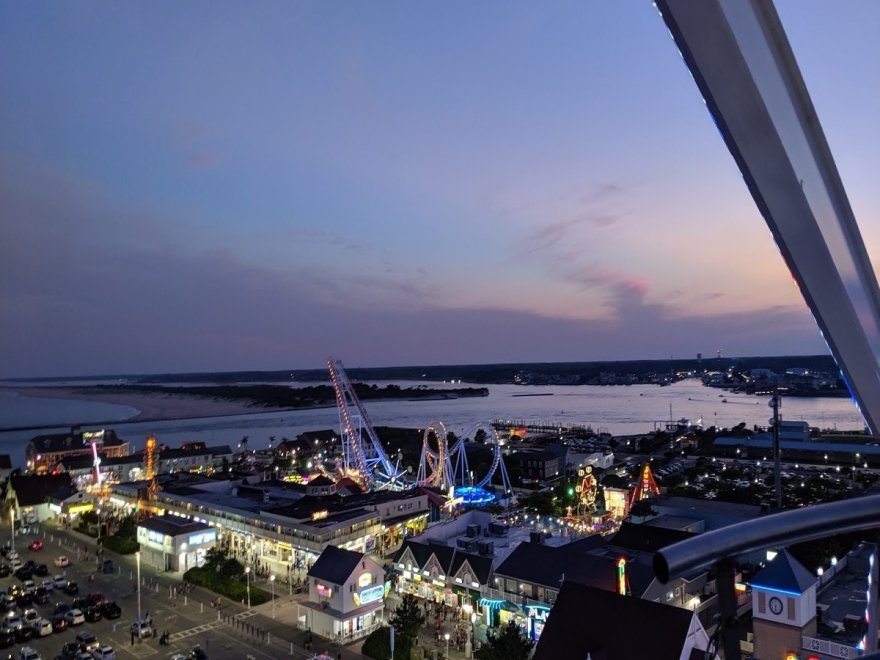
[
  {"x1": 389, "y1": 594, "x2": 425, "y2": 645},
  {"x1": 475, "y1": 621, "x2": 532, "y2": 660},
  {"x1": 629, "y1": 499, "x2": 657, "y2": 522}
]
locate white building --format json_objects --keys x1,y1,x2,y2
[
  {"x1": 300, "y1": 545, "x2": 385, "y2": 642},
  {"x1": 136, "y1": 514, "x2": 217, "y2": 572}
]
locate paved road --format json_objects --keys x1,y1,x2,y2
[{"x1": 0, "y1": 523, "x2": 327, "y2": 660}]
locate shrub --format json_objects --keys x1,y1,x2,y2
[
  {"x1": 183, "y1": 566, "x2": 271, "y2": 606},
  {"x1": 100, "y1": 535, "x2": 139, "y2": 555},
  {"x1": 362, "y1": 626, "x2": 411, "y2": 660}
]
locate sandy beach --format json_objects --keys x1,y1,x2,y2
[{"x1": 5, "y1": 386, "x2": 287, "y2": 423}]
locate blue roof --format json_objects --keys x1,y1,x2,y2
[{"x1": 751, "y1": 550, "x2": 815, "y2": 594}]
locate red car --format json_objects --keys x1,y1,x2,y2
[{"x1": 28, "y1": 540, "x2": 43, "y2": 552}]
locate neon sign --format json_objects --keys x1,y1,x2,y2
[
  {"x1": 617, "y1": 557, "x2": 627, "y2": 596},
  {"x1": 316, "y1": 583, "x2": 332, "y2": 598}
]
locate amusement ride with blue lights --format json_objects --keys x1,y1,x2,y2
[{"x1": 329, "y1": 358, "x2": 512, "y2": 503}]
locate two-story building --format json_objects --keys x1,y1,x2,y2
[
  {"x1": 27, "y1": 428, "x2": 129, "y2": 474},
  {"x1": 301, "y1": 545, "x2": 385, "y2": 642},
  {"x1": 136, "y1": 514, "x2": 217, "y2": 572}
]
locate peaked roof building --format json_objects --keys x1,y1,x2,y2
[{"x1": 533, "y1": 582, "x2": 712, "y2": 660}]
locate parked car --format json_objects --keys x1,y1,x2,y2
[
  {"x1": 64, "y1": 609, "x2": 85, "y2": 626},
  {"x1": 63, "y1": 582, "x2": 79, "y2": 596},
  {"x1": 22, "y1": 609, "x2": 39, "y2": 626},
  {"x1": 23, "y1": 560, "x2": 36, "y2": 571},
  {"x1": 85, "y1": 593, "x2": 105, "y2": 608},
  {"x1": 99, "y1": 602, "x2": 120, "y2": 620},
  {"x1": 51, "y1": 615, "x2": 69, "y2": 633},
  {"x1": 53, "y1": 603, "x2": 71, "y2": 616},
  {"x1": 18, "y1": 646, "x2": 41, "y2": 660},
  {"x1": 189, "y1": 645, "x2": 208, "y2": 660},
  {"x1": 53, "y1": 576, "x2": 67, "y2": 589},
  {"x1": 0, "y1": 565, "x2": 10, "y2": 578},
  {"x1": 27, "y1": 541, "x2": 42, "y2": 552},
  {"x1": 14, "y1": 623, "x2": 34, "y2": 642},
  {"x1": 59, "y1": 641, "x2": 80, "y2": 660},
  {"x1": 82, "y1": 606, "x2": 101, "y2": 623},
  {"x1": 39, "y1": 579, "x2": 53, "y2": 592},
  {"x1": 7, "y1": 551, "x2": 18, "y2": 562},
  {"x1": 130, "y1": 621, "x2": 152, "y2": 638},
  {"x1": 91, "y1": 646, "x2": 115, "y2": 660},
  {"x1": 14, "y1": 567, "x2": 32, "y2": 581},
  {"x1": 6, "y1": 616, "x2": 22, "y2": 630},
  {"x1": 34, "y1": 564, "x2": 48, "y2": 577},
  {"x1": 75, "y1": 630, "x2": 99, "y2": 653},
  {"x1": 0, "y1": 628, "x2": 13, "y2": 648},
  {"x1": 32, "y1": 618, "x2": 52, "y2": 637},
  {"x1": 53, "y1": 557, "x2": 70, "y2": 568},
  {"x1": 22, "y1": 581, "x2": 36, "y2": 595},
  {"x1": 15, "y1": 592, "x2": 33, "y2": 607},
  {"x1": 32, "y1": 588, "x2": 49, "y2": 605},
  {"x1": 9, "y1": 559, "x2": 21, "y2": 571}
]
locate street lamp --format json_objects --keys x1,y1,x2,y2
[
  {"x1": 9, "y1": 509, "x2": 14, "y2": 553},
  {"x1": 270, "y1": 574, "x2": 276, "y2": 618},
  {"x1": 444, "y1": 632, "x2": 450, "y2": 659},
  {"x1": 245, "y1": 566, "x2": 251, "y2": 609},
  {"x1": 136, "y1": 551, "x2": 142, "y2": 626}
]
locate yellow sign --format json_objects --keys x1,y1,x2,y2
[
  {"x1": 358, "y1": 572, "x2": 373, "y2": 588},
  {"x1": 311, "y1": 510, "x2": 329, "y2": 521},
  {"x1": 68, "y1": 503, "x2": 94, "y2": 515}
]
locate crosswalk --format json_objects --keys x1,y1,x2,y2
[{"x1": 169, "y1": 609, "x2": 256, "y2": 642}]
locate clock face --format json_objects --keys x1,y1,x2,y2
[{"x1": 768, "y1": 596, "x2": 784, "y2": 615}]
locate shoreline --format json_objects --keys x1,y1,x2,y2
[{"x1": 0, "y1": 386, "x2": 330, "y2": 431}]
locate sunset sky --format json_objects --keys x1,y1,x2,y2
[{"x1": 1, "y1": 1, "x2": 878, "y2": 378}]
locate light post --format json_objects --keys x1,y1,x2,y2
[
  {"x1": 245, "y1": 566, "x2": 251, "y2": 609},
  {"x1": 9, "y1": 509, "x2": 14, "y2": 552},
  {"x1": 270, "y1": 574, "x2": 276, "y2": 618},
  {"x1": 136, "y1": 551, "x2": 142, "y2": 626},
  {"x1": 444, "y1": 632, "x2": 450, "y2": 659}
]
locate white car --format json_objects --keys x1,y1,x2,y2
[
  {"x1": 130, "y1": 621, "x2": 153, "y2": 638},
  {"x1": 64, "y1": 609, "x2": 85, "y2": 626},
  {"x1": 9, "y1": 559, "x2": 22, "y2": 571},
  {"x1": 18, "y1": 648, "x2": 41, "y2": 660},
  {"x1": 6, "y1": 616, "x2": 22, "y2": 630},
  {"x1": 92, "y1": 646, "x2": 115, "y2": 660},
  {"x1": 52, "y1": 575, "x2": 67, "y2": 589},
  {"x1": 22, "y1": 609, "x2": 39, "y2": 625},
  {"x1": 39, "y1": 579, "x2": 53, "y2": 591},
  {"x1": 33, "y1": 619, "x2": 52, "y2": 637},
  {"x1": 53, "y1": 556, "x2": 70, "y2": 568},
  {"x1": 22, "y1": 580, "x2": 36, "y2": 594},
  {"x1": 6, "y1": 551, "x2": 19, "y2": 561}
]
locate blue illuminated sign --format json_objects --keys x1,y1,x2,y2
[{"x1": 358, "y1": 585, "x2": 384, "y2": 605}]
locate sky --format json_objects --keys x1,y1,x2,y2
[{"x1": 0, "y1": 1, "x2": 878, "y2": 378}]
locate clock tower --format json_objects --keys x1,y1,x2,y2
[{"x1": 751, "y1": 549, "x2": 817, "y2": 660}]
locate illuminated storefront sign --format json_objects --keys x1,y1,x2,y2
[
  {"x1": 83, "y1": 431, "x2": 105, "y2": 442},
  {"x1": 353, "y1": 584, "x2": 384, "y2": 606},
  {"x1": 316, "y1": 583, "x2": 332, "y2": 598},
  {"x1": 68, "y1": 503, "x2": 94, "y2": 515},
  {"x1": 523, "y1": 604, "x2": 551, "y2": 640},
  {"x1": 358, "y1": 573, "x2": 373, "y2": 588},
  {"x1": 311, "y1": 510, "x2": 329, "y2": 521},
  {"x1": 188, "y1": 530, "x2": 217, "y2": 546}
]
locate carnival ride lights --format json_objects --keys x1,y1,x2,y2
[
  {"x1": 328, "y1": 358, "x2": 407, "y2": 490},
  {"x1": 417, "y1": 421, "x2": 512, "y2": 505},
  {"x1": 628, "y1": 463, "x2": 660, "y2": 510}
]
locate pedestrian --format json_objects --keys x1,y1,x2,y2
[{"x1": 131, "y1": 630, "x2": 135, "y2": 646}]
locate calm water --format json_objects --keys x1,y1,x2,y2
[{"x1": 0, "y1": 380, "x2": 866, "y2": 468}]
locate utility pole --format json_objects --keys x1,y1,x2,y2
[{"x1": 770, "y1": 391, "x2": 782, "y2": 510}]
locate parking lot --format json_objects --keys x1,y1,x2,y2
[{"x1": 0, "y1": 524, "x2": 313, "y2": 660}]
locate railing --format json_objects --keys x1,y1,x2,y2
[{"x1": 653, "y1": 494, "x2": 880, "y2": 659}]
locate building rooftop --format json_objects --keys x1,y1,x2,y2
[
  {"x1": 752, "y1": 549, "x2": 816, "y2": 594},
  {"x1": 138, "y1": 514, "x2": 210, "y2": 537},
  {"x1": 533, "y1": 581, "x2": 702, "y2": 660},
  {"x1": 28, "y1": 429, "x2": 126, "y2": 453},
  {"x1": 10, "y1": 473, "x2": 74, "y2": 506},
  {"x1": 607, "y1": 522, "x2": 695, "y2": 555},
  {"x1": 308, "y1": 545, "x2": 364, "y2": 585}
]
